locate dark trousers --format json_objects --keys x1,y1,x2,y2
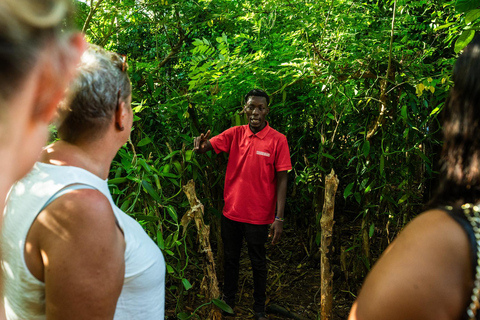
[{"x1": 221, "y1": 215, "x2": 269, "y2": 313}]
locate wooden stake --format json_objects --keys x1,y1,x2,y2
[
  {"x1": 181, "y1": 180, "x2": 221, "y2": 319},
  {"x1": 320, "y1": 169, "x2": 339, "y2": 320}
]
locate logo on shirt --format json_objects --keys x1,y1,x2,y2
[{"x1": 256, "y1": 151, "x2": 271, "y2": 157}]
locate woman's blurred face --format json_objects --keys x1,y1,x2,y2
[{"x1": 5, "y1": 37, "x2": 85, "y2": 181}]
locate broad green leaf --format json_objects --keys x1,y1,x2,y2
[
  {"x1": 456, "y1": 0, "x2": 479, "y2": 13},
  {"x1": 115, "y1": 167, "x2": 122, "y2": 178},
  {"x1": 344, "y1": 182, "x2": 354, "y2": 199},
  {"x1": 108, "y1": 177, "x2": 128, "y2": 185},
  {"x1": 369, "y1": 223, "x2": 374, "y2": 238},
  {"x1": 466, "y1": 9, "x2": 480, "y2": 23},
  {"x1": 401, "y1": 105, "x2": 407, "y2": 120},
  {"x1": 141, "y1": 180, "x2": 162, "y2": 202},
  {"x1": 192, "y1": 39, "x2": 203, "y2": 46},
  {"x1": 137, "y1": 137, "x2": 152, "y2": 147},
  {"x1": 138, "y1": 158, "x2": 151, "y2": 173},
  {"x1": 166, "y1": 265, "x2": 174, "y2": 274},
  {"x1": 173, "y1": 161, "x2": 182, "y2": 173},
  {"x1": 315, "y1": 231, "x2": 321, "y2": 246},
  {"x1": 360, "y1": 178, "x2": 369, "y2": 190},
  {"x1": 182, "y1": 278, "x2": 192, "y2": 291},
  {"x1": 398, "y1": 194, "x2": 409, "y2": 204},
  {"x1": 321, "y1": 153, "x2": 335, "y2": 160},
  {"x1": 455, "y1": 29, "x2": 475, "y2": 53},
  {"x1": 165, "y1": 234, "x2": 173, "y2": 247},
  {"x1": 147, "y1": 74, "x2": 154, "y2": 91},
  {"x1": 120, "y1": 200, "x2": 130, "y2": 212},
  {"x1": 166, "y1": 205, "x2": 178, "y2": 222},
  {"x1": 430, "y1": 107, "x2": 441, "y2": 117},
  {"x1": 160, "y1": 172, "x2": 179, "y2": 178},
  {"x1": 157, "y1": 230, "x2": 165, "y2": 249},
  {"x1": 363, "y1": 140, "x2": 370, "y2": 157},
  {"x1": 365, "y1": 181, "x2": 374, "y2": 193},
  {"x1": 354, "y1": 192, "x2": 362, "y2": 204},
  {"x1": 213, "y1": 299, "x2": 234, "y2": 313},
  {"x1": 154, "y1": 174, "x2": 161, "y2": 189},
  {"x1": 434, "y1": 22, "x2": 455, "y2": 31},
  {"x1": 185, "y1": 150, "x2": 193, "y2": 161},
  {"x1": 177, "y1": 312, "x2": 190, "y2": 320},
  {"x1": 163, "y1": 150, "x2": 180, "y2": 161}
]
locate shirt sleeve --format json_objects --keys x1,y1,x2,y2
[
  {"x1": 209, "y1": 127, "x2": 237, "y2": 154},
  {"x1": 275, "y1": 135, "x2": 292, "y2": 172}
]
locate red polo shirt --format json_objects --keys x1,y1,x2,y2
[{"x1": 210, "y1": 123, "x2": 292, "y2": 225}]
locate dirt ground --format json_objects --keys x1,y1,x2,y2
[{"x1": 165, "y1": 226, "x2": 357, "y2": 320}]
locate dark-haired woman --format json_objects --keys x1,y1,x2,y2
[
  {"x1": 2, "y1": 46, "x2": 165, "y2": 320},
  {"x1": 349, "y1": 36, "x2": 480, "y2": 320}
]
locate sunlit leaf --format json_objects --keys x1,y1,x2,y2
[
  {"x1": 455, "y1": 29, "x2": 475, "y2": 53},
  {"x1": 182, "y1": 278, "x2": 192, "y2": 291}
]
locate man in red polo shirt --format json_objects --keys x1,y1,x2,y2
[{"x1": 194, "y1": 89, "x2": 291, "y2": 320}]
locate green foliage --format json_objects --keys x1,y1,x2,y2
[{"x1": 74, "y1": 0, "x2": 468, "y2": 316}]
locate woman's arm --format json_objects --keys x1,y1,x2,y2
[
  {"x1": 349, "y1": 209, "x2": 473, "y2": 320},
  {"x1": 26, "y1": 189, "x2": 125, "y2": 320}
]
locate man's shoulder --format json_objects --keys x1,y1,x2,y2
[
  {"x1": 266, "y1": 126, "x2": 288, "y2": 141},
  {"x1": 222, "y1": 125, "x2": 247, "y2": 135}
]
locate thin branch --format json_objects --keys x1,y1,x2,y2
[
  {"x1": 82, "y1": 0, "x2": 105, "y2": 33},
  {"x1": 367, "y1": 0, "x2": 397, "y2": 140}
]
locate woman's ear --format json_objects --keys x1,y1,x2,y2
[
  {"x1": 114, "y1": 91, "x2": 127, "y2": 131},
  {"x1": 33, "y1": 33, "x2": 87, "y2": 124}
]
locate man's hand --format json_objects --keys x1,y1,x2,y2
[
  {"x1": 194, "y1": 130, "x2": 212, "y2": 154},
  {"x1": 269, "y1": 220, "x2": 283, "y2": 245}
]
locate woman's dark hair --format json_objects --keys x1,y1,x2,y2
[
  {"x1": 57, "y1": 45, "x2": 131, "y2": 143},
  {"x1": 430, "y1": 35, "x2": 480, "y2": 207},
  {"x1": 244, "y1": 89, "x2": 270, "y2": 106}
]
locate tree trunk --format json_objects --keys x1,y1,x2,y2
[
  {"x1": 181, "y1": 180, "x2": 221, "y2": 319},
  {"x1": 320, "y1": 169, "x2": 339, "y2": 320}
]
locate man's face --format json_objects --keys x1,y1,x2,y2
[{"x1": 245, "y1": 96, "x2": 269, "y2": 133}]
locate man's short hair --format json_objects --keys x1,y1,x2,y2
[{"x1": 244, "y1": 89, "x2": 270, "y2": 106}]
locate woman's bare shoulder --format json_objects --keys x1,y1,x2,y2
[{"x1": 349, "y1": 209, "x2": 473, "y2": 320}]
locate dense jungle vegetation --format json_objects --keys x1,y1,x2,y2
[{"x1": 73, "y1": 0, "x2": 480, "y2": 318}]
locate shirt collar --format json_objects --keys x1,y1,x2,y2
[{"x1": 246, "y1": 122, "x2": 270, "y2": 139}]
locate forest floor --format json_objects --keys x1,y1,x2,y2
[{"x1": 165, "y1": 226, "x2": 357, "y2": 320}]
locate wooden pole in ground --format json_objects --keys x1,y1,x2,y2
[
  {"x1": 320, "y1": 169, "x2": 339, "y2": 320},
  {"x1": 181, "y1": 180, "x2": 221, "y2": 319}
]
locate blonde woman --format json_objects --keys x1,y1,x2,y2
[{"x1": 0, "y1": 0, "x2": 85, "y2": 213}]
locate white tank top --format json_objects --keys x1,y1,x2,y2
[{"x1": 2, "y1": 162, "x2": 165, "y2": 320}]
